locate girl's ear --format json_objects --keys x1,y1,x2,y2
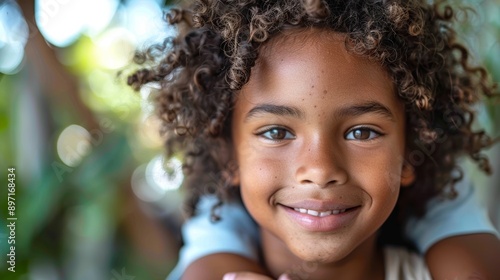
[
  {"x1": 225, "y1": 159, "x2": 240, "y2": 187},
  {"x1": 400, "y1": 162, "x2": 416, "y2": 187},
  {"x1": 227, "y1": 142, "x2": 240, "y2": 187},
  {"x1": 230, "y1": 169, "x2": 240, "y2": 187}
]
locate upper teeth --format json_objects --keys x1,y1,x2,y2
[{"x1": 293, "y1": 208, "x2": 347, "y2": 217}]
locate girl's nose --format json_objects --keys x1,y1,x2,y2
[{"x1": 294, "y1": 136, "x2": 348, "y2": 188}]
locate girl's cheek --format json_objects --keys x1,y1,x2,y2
[{"x1": 240, "y1": 155, "x2": 286, "y2": 188}]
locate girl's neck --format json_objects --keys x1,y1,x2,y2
[{"x1": 260, "y1": 230, "x2": 385, "y2": 280}]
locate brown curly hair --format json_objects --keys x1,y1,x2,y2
[{"x1": 128, "y1": 0, "x2": 497, "y2": 235}]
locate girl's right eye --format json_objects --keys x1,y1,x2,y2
[{"x1": 257, "y1": 127, "x2": 296, "y2": 141}]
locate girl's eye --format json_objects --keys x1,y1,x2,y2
[
  {"x1": 345, "y1": 128, "x2": 381, "y2": 141},
  {"x1": 258, "y1": 127, "x2": 295, "y2": 141}
]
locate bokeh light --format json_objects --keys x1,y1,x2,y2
[
  {"x1": 94, "y1": 27, "x2": 135, "y2": 69},
  {"x1": 35, "y1": 0, "x2": 119, "y2": 47},
  {"x1": 56, "y1": 124, "x2": 92, "y2": 167},
  {"x1": 131, "y1": 155, "x2": 183, "y2": 203},
  {"x1": 122, "y1": 0, "x2": 172, "y2": 45},
  {"x1": 0, "y1": 0, "x2": 28, "y2": 74}
]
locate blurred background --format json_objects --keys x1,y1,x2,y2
[{"x1": 0, "y1": 0, "x2": 499, "y2": 280}]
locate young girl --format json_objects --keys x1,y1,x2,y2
[{"x1": 128, "y1": 0, "x2": 500, "y2": 279}]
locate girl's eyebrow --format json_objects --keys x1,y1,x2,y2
[
  {"x1": 244, "y1": 101, "x2": 395, "y2": 122},
  {"x1": 245, "y1": 104, "x2": 305, "y2": 122},
  {"x1": 336, "y1": 101, "x2": 395, "y2": 122}
]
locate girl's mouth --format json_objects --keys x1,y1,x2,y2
[
  {"x1": 281, "y1": 204, "x2": 362, "y2": 232},
  {"x1": 292, "y1": 207, "x2": 349, "y2": 217}
]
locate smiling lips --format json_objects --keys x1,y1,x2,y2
[
  {"x1": 293, "y1": 207, "x2": 348, "y2": 217},
  {"x1": 283, "y1": 202, "x2": 361, "y2": 232}
]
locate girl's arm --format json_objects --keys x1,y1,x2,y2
[
  {"x1": 405, "y1": 178, "x2": 500, "y2": 279},
  {"x1": 425, "y1": 233, "x2": 500, "y2": 279},
  {"x1": 182, "y1": 253, "x2": 266, "y2": 280}
]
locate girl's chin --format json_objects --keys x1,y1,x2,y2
[{"x1": 289, "y1": 245, "x2": 352, "y2": 264}]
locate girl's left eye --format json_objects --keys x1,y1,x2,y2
[
  {"x1": 345, "y1": 128, "x2": 381, "y2": 141},
  {"x1": 258, "y1": 127, "x2": 295, "y2": 141}
]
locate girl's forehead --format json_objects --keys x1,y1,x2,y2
[
  {"x1": 258, "y1": 28, "x2": 347, "y2": 57},
  {"x1": 242, "y1": 29, "x2": 400, "y2": 105},
  {"x1": 248, "y1": 27, "x2": 398, "y2": 103},
  {"x1": 252, "y1": 28, "x2": 391, "y2": 86}
]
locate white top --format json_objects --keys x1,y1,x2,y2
[
  {"x1": 384, "y1": 247, "x2": 431, "y2": 280},
  {"x1": 168, "y1": 177, "x2": 498, "y2": 279}
]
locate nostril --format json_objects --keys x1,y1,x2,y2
[
  {"x1": 295, "y1": 159, "x2": 348, "y2": 187},
  {"x1": 300, "y1": 179, "x2": 338, "y2": 188}
]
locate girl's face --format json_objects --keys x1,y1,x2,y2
[{"x1": 231, "y1": 29, "x2": 409, "y2": 263}]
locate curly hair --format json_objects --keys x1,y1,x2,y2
[{"x1": 128, "y1": 0, "x2": 497, "y2": 232}]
